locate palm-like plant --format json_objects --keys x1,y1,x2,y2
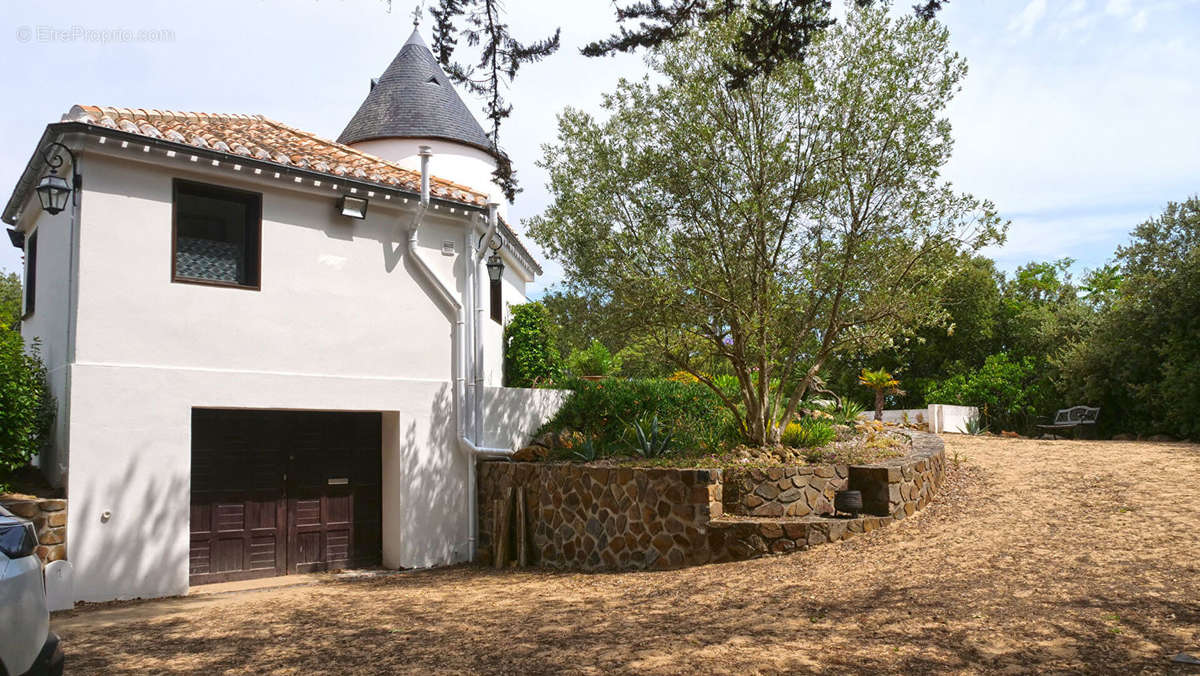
[{"x1": 858, "y1": 368, "x2": 905, "y2": 421}]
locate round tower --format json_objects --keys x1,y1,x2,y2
[{"x1": 338, "y1": 29, "x2": 504, "y2": 210}]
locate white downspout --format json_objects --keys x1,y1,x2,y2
[
  {"x1": 474, "y1": 203, "x2": 499, "y2": 447},
  {"x1": 399, "y1": 146, "x2": 512, "y2": 561}
]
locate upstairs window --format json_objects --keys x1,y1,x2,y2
[
  {"x1": 22, "y1": 229, "x2": 37, "y2": 318},
  {"x1": 173, "y1": 180, "x2": 261, "y2": 289},
  {"x1": 490, "y1": 277, "x2": 502, "y2": 323}
]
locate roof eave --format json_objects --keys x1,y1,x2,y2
[
  {"x1": 2, "y1": 121, "x2": 485, "y2": 226},
  {"x1": 3, "y1": 121, "x2": 543, "y2": 277}
]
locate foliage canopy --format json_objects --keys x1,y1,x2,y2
[{"x1": 529, "y1": 6, "x2": 1002, "y2": 444}]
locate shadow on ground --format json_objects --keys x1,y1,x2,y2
[{"x1": 57, "y1": 438, "x2": 1200, "y2": 675}]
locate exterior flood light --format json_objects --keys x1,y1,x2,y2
[
  {"x1": 35, "y1": 142, "x2": 79, "y2": 216},
  {"x1": 338, "y1": 195, "x2": 369, "y2": 219}
]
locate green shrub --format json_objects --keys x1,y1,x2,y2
[
  {"x1": 813, "y1": 399, "x2": 866, "y2": 426},
  {"x1": 0, "y1": 325, "x2": 54, "y2": 478},
  {"x1": 781, "y1": 418, "x2": 837, "y2": 449},
  {"x1": 504, "y1": 302, "x2": 562, "y2": 388},
  {"x1": 538, "y1": 378, "x2": 737, "y2": 456},
  {"x1": 566, "y1": 339, "x2": 622, "y2": 377},
  {"x1": 925, "y1": 352, "x2": 1050, "y2": 433}
]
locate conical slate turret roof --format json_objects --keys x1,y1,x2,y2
[{"x1": 338, "y1": 30, "x2": 494, "y2": 153}]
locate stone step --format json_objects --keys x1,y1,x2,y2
[{"x1": 707, "y1": 513, "x2": 898, "y2": 559}]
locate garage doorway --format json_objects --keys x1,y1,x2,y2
[{"x1": 189, "y1": 410, "x2": 382, "y2": 585}]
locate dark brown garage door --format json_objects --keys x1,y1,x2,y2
[{"x1": 189, "y1": 410, "x2": 382, "y2": 585}]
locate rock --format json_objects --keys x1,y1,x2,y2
[
  {"x1": 770, "y1": 539, "x2": 796, "y2": 554},
  {"x1": 40, "y1": 499, "x2": 67, "y2": 512},
  {"x1": 1000, "y1": 430, "x2": 1022, "y2": 438},
  {"x1": 37, "y1": 527, "x2": 63, "y2": 545},
  {"x1": 2, "y1": 501, "x2": 40, "y2": 518},
  {"x1": 1147, "y1": 434, "x2": 1175, "y2": 442},
  {"x1": 758, "y1": 523, "x2": 784, "y2": 539},
  {"x1": 751, "y1": 502, "x2": 785, "y2": 517},
  {"x1": 754, "y1": 482, "x2": 781, "y2": 500},
  {"x1": 827, "y1": 521, "x2": 847, "y2": 542},
  {"x1": 35, "y1": 544, "x2": 66, "y2": 563},
  {"x1": 777, "y1": 487, "x2": 803, "y2": 503},
  {"x1": 783, "y1": 523, "x2": 808, "y2": 539},
  {"x1": 1111, "y1": 433, "x2": 1137, "y2": 441},
  {"x1": 511, "y1": 445, "x2": 548, "y2": 461}
]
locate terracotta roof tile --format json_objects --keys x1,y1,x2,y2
[{"x1": 65, "y1": 105, "x2": 488, "y2": 207}]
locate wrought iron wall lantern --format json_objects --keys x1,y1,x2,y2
[
  {"x1": 478, "y1": 231, "x2": 505, "y2": 282},
  {"x1": 35, "y1": 142, "x2": 80, "y2": 216}
]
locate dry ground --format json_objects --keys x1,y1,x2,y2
[{"x1": 55, "y1": 437, "x2": 1200, "y2": 674}]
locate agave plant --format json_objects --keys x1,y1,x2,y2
[
  {"x1": 628, "y1": 415, "x2": 675, "y2": 458},
  {"x1": 833, "y1": 400, "x2": 867, "y2": 426},
  {"x1": 963, "y1": 415, "x2": 987, "y2": 436},
  {"x1": 572, "y1": 437, "x2": 602, "y2": 462}
]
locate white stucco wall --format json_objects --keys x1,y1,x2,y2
[
  {"x1": 481, "y1": 387, "x2": 570, "y2": 450},
  {"x1": 348, "y1": 137, "x2": 507, "y2": 218},
  {"x1": 9, "y1": 141, "x2": 548, "y2": 602},
  {"x1": 869, "y1": 405, "x2": 980, "y2": 434},
  {"x1": 928, "y1": 404, "x2": 980, "y2": 434},
  {"x1": 17, "y1": 201, "x2": 74, "y2": 486}
]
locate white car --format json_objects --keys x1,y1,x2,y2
[{"x1": 0, "y1": 505, "x2": 63, "y2": 676}]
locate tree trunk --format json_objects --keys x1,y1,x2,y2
[{"x1": 874, "y1": 391, "x2": 885, "y2": 421}]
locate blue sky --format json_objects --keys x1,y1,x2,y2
[{"x1": 1, "y1": 0, "x2": 1197, "y2": 295}]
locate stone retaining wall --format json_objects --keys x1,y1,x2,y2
[
  {"x1": 478, "y1": 432, "x2": 945, "y2": 571},
  {"x1": 722, "y1": 464, "x2": 849, "y2": 518},
  {"x1": 1, "y1": 498, "x2": 67, "y2": 564},
  {"x1": 849, "y1": 432, "x2": 945, "y2": 519},
  {"x1": 478, "y1": 464, "x2": 722, "y2": 570}
]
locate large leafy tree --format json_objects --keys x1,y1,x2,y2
[
  {"x1": 827, "y1": 253, "x2": 1003, "y2": 407},
  {"x1": 1056, "y1": 197, "x2": 1200, "y2": 439},
  {"x1": 416, "y1": 0, "x2": 946, "y2": 198},
  {"x1": 529, "y1": 6, "x2": 1002, "y2": 445}
]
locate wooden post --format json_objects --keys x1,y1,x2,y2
[
  {"x1": 495, "y1": 488, "x2": 513, "y2": 569},
  {"x1": 516, "y1": 487, "x2": 528, "y2": 568},
  {"x1": 492, "y1": 498, "x2": 504, "y2": 569}
]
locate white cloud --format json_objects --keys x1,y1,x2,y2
[
  {"x1": 1009, "y1": 0, "x2": 1049, "y2": 37},
  {"x1": 1105, "y1": 0, "x2": 1132, "y2": 16},
  {"x1": 1131, "y1": 9, "x2": 1149, "y2": 31}
]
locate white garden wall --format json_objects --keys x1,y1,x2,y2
[{"x1": 867, "y1": 404, "x2": 979, "y2": 434}]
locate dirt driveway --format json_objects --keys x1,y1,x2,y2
[{"x1": 55, "y1": 437, "x2": 1200, "y2": 674}]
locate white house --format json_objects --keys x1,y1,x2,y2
[{"x1": 2, "y1": 30, "x2": 563, "y2": 603}]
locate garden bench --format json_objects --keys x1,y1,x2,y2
[{"x1": 1036, "y1": 406, "x2": 1100, "y2": 438}]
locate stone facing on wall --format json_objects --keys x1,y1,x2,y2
[
  {"x1": 478, "y1": 463, "x2": 723, "y2": 570},
  {"x1": 478, "y1": 433, "x2": 945, "y2": 571},
  {"x1": 850, "y1": 432, "x2": 945, "y2": 519},
  {"x1": 722, "y1": 465, "x2": 849, "y2": 518},
  {"x1": 1, "y1": 498, "x2": 67, "y2": 564}
]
